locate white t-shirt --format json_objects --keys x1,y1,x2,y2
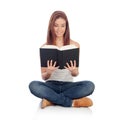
[{"x1": 47, "y1": 69, "x2": 73, "y2": 82}]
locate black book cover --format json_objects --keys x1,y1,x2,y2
[{"x1": 39, "y1": 45, "x2": 79, "y2": 69}]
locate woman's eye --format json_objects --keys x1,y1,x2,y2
[{"x1": 54, "y1": 24, "x2": 58, "y2": 27}]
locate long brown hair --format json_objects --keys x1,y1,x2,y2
[{"x1": 47, "y1": 11, "x2": 70, "y2": 45}]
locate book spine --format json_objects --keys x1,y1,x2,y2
[{"x1": 57, "y1": 51, "x2": 64, "y2": 69}]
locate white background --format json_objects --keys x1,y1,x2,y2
[{"x1": 0, "y1": 0, "x2": 120, "y2": 120}]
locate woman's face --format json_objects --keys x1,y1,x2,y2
[{"x1": 53, "y1": 17, "x2": 66, "y2": 38}]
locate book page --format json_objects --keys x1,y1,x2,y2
[{"x1": 41, "y1": 44, "x2": 78, "y2": 50}]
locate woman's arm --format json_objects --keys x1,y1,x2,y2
[
  {"x1": 71, "y1": 67, "x2": 79, "y2": 76},
  {"x1": 41, "y1": 67, "x2": 51, "y2": 80}
]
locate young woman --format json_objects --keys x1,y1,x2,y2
[{"x1": 29, "y1": 11, "x2": 95, "y2": 109}]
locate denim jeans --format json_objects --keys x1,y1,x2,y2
[{"x1": 29, "y1": 80, "x2": 95, "y2": 107}]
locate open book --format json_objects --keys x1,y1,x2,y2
[{"x1": 39, "y1": 45, "x2": 79, "y2": 69}]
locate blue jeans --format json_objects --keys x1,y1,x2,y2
[{"x1": 29, "y1": 80, "x2": 95, "y2": 107}]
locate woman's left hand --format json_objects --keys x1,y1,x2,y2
[{"x1": 64, "y1": 60, "x2": 79, "y2": 76}]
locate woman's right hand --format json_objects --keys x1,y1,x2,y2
[
  {"x1": 46, "y1": 60, "x2": 59, "y2": 75},
  {"x1": 41, "y1": 60, "x2": 59, "y2": 80}
]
